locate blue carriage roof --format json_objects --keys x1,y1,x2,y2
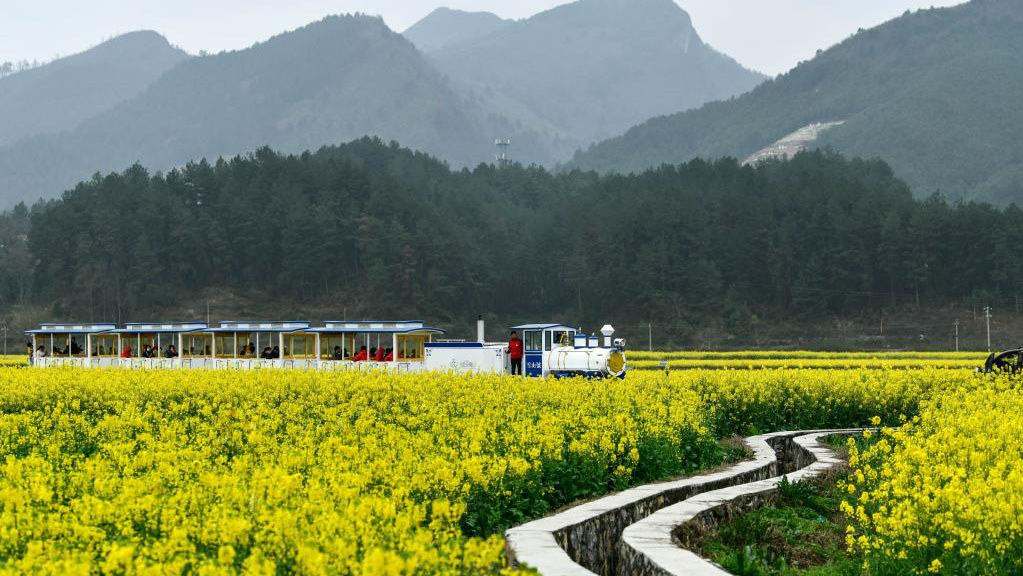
[
  {"x1": 307, "y1": 321, "x2": 445, "y2": 334},
  {"x1": 511, "y1": 324, "x2": 577, "y2": 331},
  {"x1": 26, "y1": 323, "x2": 116, "y2": 335},
  {"x1": 111, "y1": 323, "x2": 208, "y2": 334},
  {"x1": 207, "y1": 321, "x2": 310, "y2": 333}
]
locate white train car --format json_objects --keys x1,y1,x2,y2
[{"x1": 27, "y1": 319, "x2": 626, "y2": 378}]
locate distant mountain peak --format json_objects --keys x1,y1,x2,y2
[
  {"x1": 404, "y1": 7, "x2": 510, "y2": 53},
  {"x1": 535, "y1": 0, "x2": 693, "y2": 25},
  {"x1": 87, "y1": 30, "x2": 180, "y2": 58},
  {"x1": 427, "y1": 0, "x2": 763, "y2": 152},
  {"x1": 0, "y1": 29, "x2": 188, "y2": 148}
]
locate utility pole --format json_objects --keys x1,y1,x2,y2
[
  {"x1": 954, "y1": 319, "x2": 959, "y2": 353},
  {"x1": 985, "y1": 307, "x2": 992, "y2": 352},
  {"x1": 648, "y1": 322, "x2": 653, "y2": 352}
]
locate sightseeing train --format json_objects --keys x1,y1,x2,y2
[{"x1": 26, "y1": 319, "x2": 628, "y2": 378}]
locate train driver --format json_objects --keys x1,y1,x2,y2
[{"x1": 508, "y1": 330, "x2": 523, "y2": 375}]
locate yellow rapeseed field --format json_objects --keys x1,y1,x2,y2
[
  {"x1": 629, "y1": 358, "x2": 980, "y2": 370},
  {"x1": 0, "y1": 367, "x2": 721, "y2": 575},
  {"x1": 627, "y1": 350, "x2": 986, "y2": 371},
  {"x1": 843, "y1": 379, "x2": 1023, "y2": 575},
  {"x1": 0, "y1": 365, "x2": 983, "y2": 574}
]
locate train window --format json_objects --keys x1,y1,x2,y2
[
  {"x1": 544, "y1": 331, "x2": 552, "y2": 351},
  {"x1": 551, "y1": 331, "x2": 572, "y2": 347},
  {"x1": 524, "y1": 331, "x2": 542, "y2": 352}
]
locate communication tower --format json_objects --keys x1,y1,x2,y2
[{"x1": 495, "y1": 138, "x2": 511, "y2": 167}]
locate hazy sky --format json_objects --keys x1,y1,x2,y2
[{"x1": 5, "y1": 0, "x2": 965, "y2": 76}]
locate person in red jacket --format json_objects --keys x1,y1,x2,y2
[
  {"x1": 375, "y1": 346, "x2": 385, "y2": 362},
  {"x1": 121, "y1": 344, "x2": 133, "y2": 358},
  {"x1": 352, "y1": 346, "x2": 368, "y2": 361},
  {"x1": 508, "y1": 331, "x2": 524, "y2": 375}
]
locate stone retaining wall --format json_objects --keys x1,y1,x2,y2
[
  {"x1": 505, "y1": 429, "x2": 862, "y2": 575},
  {"x1": 617, "y1": 431, "x2": 857, "y2": 576}
]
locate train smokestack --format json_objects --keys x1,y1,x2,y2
[
  {"x1": 477, "y1": 316, "x2": 485, "y2": 343},
  {"x1": 601, "y1": 325, "x2": 615, "y2": 347}
]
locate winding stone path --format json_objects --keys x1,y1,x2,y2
[{"x1": 505, "y1": 429, "x2": 863, "y2": 576}]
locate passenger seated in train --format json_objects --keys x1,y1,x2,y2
[
  {"x1": 35, "y1": 345, "x2": 47, "y2": 358},
  {"x1": 245, "y1": 342, "x2": 256, "y2": 356},
  {"x1": 121, "y1": 344, "x2": 133, "y2": 358},
  {"x1": 353, "y1": 346, "x2": 368, "y2": 361},
  {"x1": 260, "y1": 347, "x2": 273, "y2": 359},
  {"x1": 166, "y1": 344, "x2": 178, "y2": 358},
  {"x1": 271, "y1": 346, "x2": 280, "y2": 359},
  {"x1": 375, "y1": 347, "x2": 384, "y2": 362},
  {"x1": 70, "y1": 338, "x2": 82, "y2": 355},
  {"x1": 332, "y1": 346, "x2": 344, "y2": 360},
  {"x1": 142, "y1": 344, "x2": 154, "y2": 359},
  {"x1": 383, "y1": 348, "x2": 393, "y2": 361}
]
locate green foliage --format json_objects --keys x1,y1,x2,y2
[
  {"x1": 571, "y1": 0, "x2": 1023, "y2": 204},
  {"x1": 0, "y1": 203, "x2": 31, "y2": 311},
  {"x1": 705, "y1": 477, "x2": 861, "y2": 576},
  {"x1": 12, "y1": 139, "x2": 1023, "y2": 343}
]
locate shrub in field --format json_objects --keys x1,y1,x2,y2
[
  {"x1": 0, "y1": 355, "x2": 26, "y2": 367},
  {"x1": 843, "y1": 381, "x2": 1023, "y2": 575},
  {"x1": 668, "y1": 369, "x2": 971, "y2": 436}
]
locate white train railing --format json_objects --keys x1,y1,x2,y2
[{"x1": 30, "y1": 357, "x2": 429, "y2": 372}]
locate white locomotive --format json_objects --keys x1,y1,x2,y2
[{"x1": 424, "y1": 322, "x2": 627, "y2": 378}]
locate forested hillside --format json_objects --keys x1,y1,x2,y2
[
  {"x1": 427, "y1": 0, "x2": 765, "y2": 159},
  {"x1": 4, "y1": 138, "x2": 1023, "y2": 346},
  {"x1": 570, "y1": 0, "x2": 1023, "y2": 204},
  {"x1": 0, "y1": 31, "x2": 188, "y2": 147}
]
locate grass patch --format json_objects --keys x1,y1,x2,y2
[
  {"x1": 702, "y1": 472, "x2": 861, "y2": 575},
  {"x1": 698, "y1": 434, "x2": 878, "y2": 576}
]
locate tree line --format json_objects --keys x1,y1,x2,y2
[
  {"x1": 0, "y1": 60, "x2": 44, "y2": 78},
  {"x1": 1, "y1": 138, "x2": 1021, "y2": 345}
]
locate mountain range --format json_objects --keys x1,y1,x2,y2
[
  {"x1": 0, "y1": 0, "x2": 764, "y2": 207},
  {"x1": 570, "y1": 0, "x2": 1023, "y2": 204}
]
